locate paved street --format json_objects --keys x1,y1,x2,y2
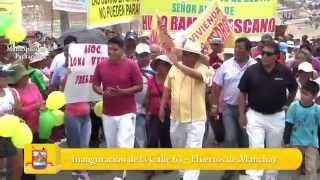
[{"x1": 36, "y1": 170, "x2": 297, "y2": 180}]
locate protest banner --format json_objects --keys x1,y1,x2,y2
[
  {"x1": 53, "y1": 0, "x2": 87, "y2": 13},
  {"x1": 184, "y1": 2, "x2": 235, "y2": 49},
  {"x1": 88, "y1": 0, "x2": 140, "y2": 29},
  {"x1": 141, "y1": 0, "x2": 278, "y2": 38},
  {"x1": 0, "y1": 0, "x2": 22, "y2": 25},
  {"x1": 149, "y1": 15, "x2": 175, "y2": 53},
  {"x1": 64, "y1": 44, "x2": 107, "y2": 103}
]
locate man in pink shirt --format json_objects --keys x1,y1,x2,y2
[{"x1": 92, "y1": 37, "x2": 143, "y2": 180}]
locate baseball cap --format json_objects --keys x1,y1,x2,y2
[
  {"x1": 261, "y1": 34, "x2": 273, "y2": 42},
  {"x1": 0, "y1": 65, "x2": 15, "y2": 77},
  {"x1": 298, "y1": 62, "x2": 315, "y2": 73},
  {"x1": 211, "y1": 37, "x2": 223, "y2": 45},
  {"x1": 136, "y1": 43, "x2": 151, "y2": 54},
  {"x1": 125, "y1": 31, "x2": 138, "y2": 41}
]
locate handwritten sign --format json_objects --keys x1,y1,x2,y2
[
  {"x1": 185, "y1": 2, "x2": 235, "y2": 49},
  {"x1": 64, "y1": 44, "x2": 108, "y2": 103},
  {"x1": 88, "y1": 0, "x2": 140, "y2": 29}
]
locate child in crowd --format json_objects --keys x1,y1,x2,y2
[{"x1": 284, "y1": 80, "x2": 320, "y2": 180}]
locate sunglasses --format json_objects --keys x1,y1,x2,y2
[{"x1": 262, "y1": 51, "x2": 275, "y2": 57}]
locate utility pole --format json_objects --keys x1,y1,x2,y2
[{"x1": 59, "y1": 11, "x2": 69, "y2": 33}]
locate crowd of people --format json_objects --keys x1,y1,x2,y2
[{"x1": 0, "y1": 29, "x2": 320, "y2": 180}]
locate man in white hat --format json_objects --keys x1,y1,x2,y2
[
  {"x1": 134, "y1": 43, "x2": 154, "y2": 148},
  {"x1": 159, "y1": 39, "x2": 214, "y2": 180}
]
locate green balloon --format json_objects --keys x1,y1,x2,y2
[
  {"x1": 39, "y1": 110, "x2": 56, "y2": 139},
  {"x1": 0, "y1": 16, "x2": 12, "y2": 36}
]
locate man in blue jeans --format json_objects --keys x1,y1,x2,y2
[
  {"x1": 134, "y1": 43, "x2": 154, "y2": 148},
  {"x1": 211, "y1": 37, "x2": 256, "y2": 180}
]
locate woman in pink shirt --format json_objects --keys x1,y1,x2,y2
[
  {"x1": 60, "y1": 67, "x2": 91, "y2": 149},
  {"x1": 8, "y1": 63, "x2": 44, "y2": 180},
  {"x1": 60, "y1": 46, "x2": 91, "y2": 180},
  {"x1": 146, "y1": 55, "x2": 172, "y2": 148},
  {"x1": 8, "y1": 64, "x2": 44, "y2": 138},
  {"x1": 145, "y1": 55, "x2": 172, "y2": 180}
]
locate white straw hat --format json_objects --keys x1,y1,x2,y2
[
  {"x1": 176, "y1": 39, "x2": 209, "y2": 65},
  {"x1": 150, "y1": 55, "x2": 173, "y2": 71}
]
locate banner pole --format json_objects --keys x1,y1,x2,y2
[{"x1": 51, "y1": 1, "x2": 54, "y2": 37}]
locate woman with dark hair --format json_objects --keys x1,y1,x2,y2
[
  {"x1": 8, "y1": 64, "x2": 45, "y2": 180},
  {"x1": 146, "y1": 55, "x2": 172, "y2": 148},
  {"x1": 0, "y1": 65, "x2": 22, "y2": 180},
  {"x1": 144, "y1": 55, "x2": 172, "y2": 180},
  {"x1": 60, "y1": 45, "x2": 91, "y2": 180}
]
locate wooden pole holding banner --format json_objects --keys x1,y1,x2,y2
[
  {"x1": 59, "y1": 11, "x2": 69, "y2": 33},
  {"x1": 51, "y1": 1, "x2": 54, "y2": 37}
]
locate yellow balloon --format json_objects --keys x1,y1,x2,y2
[
  {"x1": 0, "y1": 115, "x2": 21, "y2": 137},
  {"x1": 52, "y1": 110, "x2": 64, "y2": 126},
  {"x1": 11, "y1": 122, "x2": 33, "y2": 149},
  {"x1": 5, "y1": 24, "x2": 26, "y2": 43},
  {"x1": 94, "y1": 101, "x2": 103, "y2": 117},
  {"x1": 46, "y1": 91, "x2": 66, "y2": 110}
]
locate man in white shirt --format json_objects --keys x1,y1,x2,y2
[
  {"x1": 49, "y1": 36, "x2": 77, "y2": 90},
  {"x1": 134, "y1": 43, "x2": 154, "y2": 148},
  {"x1": 211, "y1": 37, "x2": 256, "y2": 180},
  {"x1": 49, "y1": 36, "x2": 77, "y2": 74}
]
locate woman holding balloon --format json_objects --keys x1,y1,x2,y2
[
  {"x1": 0, "y1": 65, "x2": 23, "y2": 180},
  {"x1": 7, "y1": 63, "x2": 44, "y2": 180},
  {"x1": 8, "y1": 64, "x2": 45, "y2": 138}
]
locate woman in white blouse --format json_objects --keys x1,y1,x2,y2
[{"x1": 0, "y1": 65, "x2": 22, "y2": 180}]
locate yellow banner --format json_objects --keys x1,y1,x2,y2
[
  {"x1": 0, "y1": 0, "x2": 22, "y2": 25},
  {"x1": 140, "y1": 0, "x2": 278, "y2": 38},
  {"x1": 149, "y1": 16, "x2": 175, "y2": 53},
  {"x1": 24, "y1": 144, "x2": 302, "y2": 174},
  {"x1": 87, "y1": 0, "x2": 140, "y2": 29},
  {"x1": 184, "y1": 2, "x2": 235, "y2": 50}
]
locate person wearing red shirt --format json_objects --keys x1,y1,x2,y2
[
  {"x1": 92, "y1": 37, "x2": 143, "y2": 180},
  {"x1": 209, "y1": 37, "x2": 224, "y2": 70}
]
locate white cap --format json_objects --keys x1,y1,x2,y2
[
  {"x1": 211, "y1": 37, "x2": 223, "y2": 44},
  {"x1": 298, "y1": 62, "x2": 315, "y2": 73},
  {"x1": 135, "y1": 43, "x2": 151, "y2": 54},
  {"x1": 287, "y1": 41, "x2": 295, "y2": 48}
]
